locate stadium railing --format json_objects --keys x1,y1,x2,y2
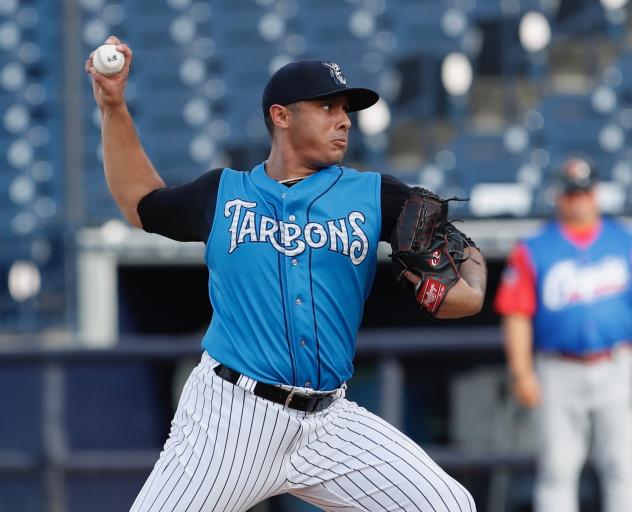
[{"x1": 0, "y1": 326, "x2": 532, "y2": 512}]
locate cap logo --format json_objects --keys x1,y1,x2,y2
[{"x1": 323, "y1": 62, "x2": 347, "y2": 87}]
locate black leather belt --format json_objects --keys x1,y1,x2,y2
[{"x1": 214, "y1": 364, "x2": 336, "y2": 413}]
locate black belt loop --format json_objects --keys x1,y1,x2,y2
[{"x1": 213, "y1": 364, "x2": 336, "y2": 412}]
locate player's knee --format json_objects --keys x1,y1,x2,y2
[
  {"x1": 455, "y1": 482, "x2": 477, "y2": 511},
  {"x1": 593, "y1": 452, "x2": 632, "y2": 483},
  {"x1": 438, "y1": 475, "x2": 476, "y2": 512},
  {"x1": 538, "y1": 452, "x2": 582, "y2": 486},
  {"x1": 402, "y1": 474, "x2": 476, "y2": 511}
]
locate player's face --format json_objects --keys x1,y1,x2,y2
[
  {"x1": 557, "y1": 188, "x2": 600, "y2": 225},
  {"x1": 287, "y1": 95, "x2": 352, "y2": 168}
]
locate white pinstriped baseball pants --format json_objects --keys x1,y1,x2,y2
[{"x1": 130, "y1": 352, "x2": 476, "y2": 512}]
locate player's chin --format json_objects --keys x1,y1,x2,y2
[
  {"x1": 327, "y1": 146, "x2": 347, "y2": 164},
  {"x1": 312, "y1": 146, "x2": 346, "y2": 168}
]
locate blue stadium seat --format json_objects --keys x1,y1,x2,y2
[
  {"x1": 440, "y1": 131, "x2": 538, "y2": 217},
  {"x1": 538, "y1": 93, "x2": 605, "y2": 124},
  {"x1": 536, "y1": 94, "x2": 611, "y2": 155},
  {"x1": 0, "y1": 477, "x2": 44, "y2": 512},
  {"x1": 64, "y1": 363, "x2": 169, "y2": 451},
  {"x1": 469, "y1": 0, "x2": 504, "y2": 21},
  {"x1": 449, "y1": 133, "x2": 527, "y2": 187},
  {"x1": 83, "y1": 192, "x2": 120, "y2": 224},
  {"x1": 613, "y1": 52, "x2": 632, "y2": 104},
  {"x1": 383, "y1": 1, "x2": 456, "y2": 57},
  {"x1": 0, "y1": 231, "x2": 66, "y2": 328},
  {"x1": 67, "y1": 475, "x2": 148, "y2": 512},
  {"x1": 0, "y1": 364, "x2": 43, "y2": 454},
  {"x1": 214, "y1": 46, "x2": 275, "y2": 79},
  {"x1": 389, "y1": 54, "x2": 443, "y2": 119},
  {"x1": 530, "y1": 183, "x2": 556, "y2": 218},
  {"x1": 551, "y1": 0, "x2": 609, "y2": 37},
  {"x1": 140, "y1": 131, "x2": 198, "y2": 161},
  {"x1": 133, "y1": 89, "x2": 197, "y2": 124}
]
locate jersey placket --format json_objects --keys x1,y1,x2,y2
[{"x1": 282, "y1": 190, "x2": 318, "y2": 389}]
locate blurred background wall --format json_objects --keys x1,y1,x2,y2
[{"x1": 1, "y1": 0, "x2": 631, "y2": 510}]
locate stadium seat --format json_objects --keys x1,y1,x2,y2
[
  {"x1": 384, "y1": 2, "x2": 457, "y2": 57},
  {"x1": 613, "y1": 52, "x2": 632, "y2": 104},
  {"x1": 0, "y1": 364, "x2": 43, "y2": 454},
  {"x1": 64, "y1": 362, "x2": 169, "y2": 451},
  {"x1": 0, "y1": 476, "x2": 44, "y2": 512},
  {"x1": 67, "y1": 475, "x2": 149, "y2": 512}
]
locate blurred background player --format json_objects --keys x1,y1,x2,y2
[{"x1": 494, "y1": 158, "x2": 632, "y2": 512}]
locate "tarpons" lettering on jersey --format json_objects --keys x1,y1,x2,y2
[{"x1": 224, "y1": 199, "x2": 369, "y2": 265}]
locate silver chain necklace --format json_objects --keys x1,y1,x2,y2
[{"x1": 277, "y1": 176, "x2": 308, "y2": 185}]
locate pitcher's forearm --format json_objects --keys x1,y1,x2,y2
[
  {"x1": 435, "y1": 247, "x2": 487, "y2": 318},
  {"x1": 459, "y1": 247, "x2": 487, "y2": 297},
  {"x1": 434, "y1": 278, "x2": 484, "y2": 318},
  {"x1": 101, "y1": 104, "x2": 165, "y2": 227}
]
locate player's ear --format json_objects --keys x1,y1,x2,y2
[{"x1": 269, "y1": 104, "x2": 290, "y2": 130}]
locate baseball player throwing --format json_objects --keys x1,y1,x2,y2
[{"x1": 86, "y1": 36, "x2": 486, "y2": 512}]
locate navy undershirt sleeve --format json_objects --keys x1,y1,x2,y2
[
  {"x1": 380, "y1": 173, "x2": 411, "y2": 242},
  {"x1": 137, "y1": 168, "x2": 224, "y2": 243}
]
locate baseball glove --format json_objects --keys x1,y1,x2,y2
[
  {"x1": 445, "y1": 221, "x2": 477, "y2": 268},
  {"x1": 390, "y1": 188, "x2": 460, "y2": 315}
]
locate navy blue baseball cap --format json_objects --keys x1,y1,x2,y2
[
  {"x1": 262, "y1": 59, "x2": 379, "y2": 117},
  {"x1": 559, "y1": 158, "x2": 598, "y2": 194}
]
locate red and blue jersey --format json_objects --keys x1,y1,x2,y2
[{"x1": 495, "y1": 218, "x2": 632, "y2": 355}]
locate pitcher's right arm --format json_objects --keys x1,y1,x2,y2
[{"x1": 85, "y1": 35, "x2": 165, "y2": 228}]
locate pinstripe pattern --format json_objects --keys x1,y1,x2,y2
[{"x1": 130, "y1": 353, "x2": 476, "y2": 512}]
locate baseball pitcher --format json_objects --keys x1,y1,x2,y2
[{"x1": 86, "y1": 35, "x2": 487, "y2": 512}]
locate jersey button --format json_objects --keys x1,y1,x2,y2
[
  {"x1": 288, "y1": 214, "x2": 296, "y2": 222},
  {"x1": 304, "y1": 381, "x2": 311, "y2": 388},
  {"x1": 300, "y1": 339, "x2": 306, "y2": 347},
  {"x1": 295, "y1": 298, "x2": 302, "y2": 305},
  {"x1": 291, "y1": 258, "x2": 298, "y2": 266},
  {"x1": 281, "y1": 193, "x2": 287, "y2": 199}
]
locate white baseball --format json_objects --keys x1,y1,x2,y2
[{"x1": 92, "y1": 44, "x2": 125, "y2": 76}]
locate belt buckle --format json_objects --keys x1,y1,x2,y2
[{"x1": 284, "y1": 390, "x2": 296, "y2": 408}]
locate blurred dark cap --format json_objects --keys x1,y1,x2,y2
[
  {"x1": 559, "y1": 158, "x2": 598, "y2": 194},
  {"x1": 262, "y1": 59, "x2": 379, "y2": 117}
]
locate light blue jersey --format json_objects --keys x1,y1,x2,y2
[{"x1": 202, "y1": 162, "x2": 382, "y2": 390}]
